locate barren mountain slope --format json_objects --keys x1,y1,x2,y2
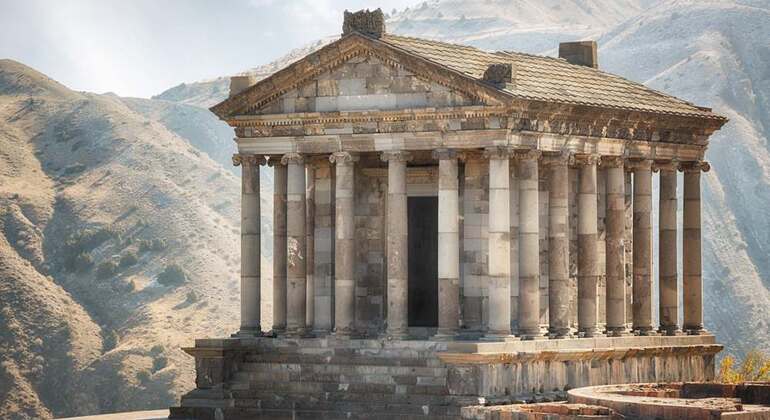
[
  {"x1": 0, "y1": 59, "x2": 271, "y2": 418},
  {"x1": 596, "y1": 0, "x2": 770, "y2": 356}
]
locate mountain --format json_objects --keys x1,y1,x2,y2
[{"x1": 0, "y1": 59, "x2": 273, "y2": 419}]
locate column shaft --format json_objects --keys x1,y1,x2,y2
[
  {"x1": 331, "y1": 152, "x2": 356, "y2": 336},
  {"x1": 384, "y1": 151, "x2": 411, "y2": 339},
  {"x1": 547, "y1": 154, "x2": 570, "y2": 338},
  {"x1": 517, "y1": 150, "x2": 540, "y2": 339},
  {"x1": 683, "y1": 162, "x2": 707, "y2": 333},
  {"x1": 578, "y1": 155, "x2": 601, "y2": 337},
  {"x1": 435, "y1": 150, "x2": 460, "y2": 337},
  {"x1": 632, "y1": 160, "x2": 654, "y2": 334},
  {"x1": 604, "y1": 157, "x2": 628, "y2": 335},
  {"x1": 658, "y1": 165, "x2": 679, "y2": 335},
  {"x1": 305, "y1": 164, "x2": 316, "y2": 330},
  {"x1": 283, "y1": 153, "x2": 307, "y2": 336},
  {"x1": 272, "y1": 161, "x2": 288, "y2": 333},
  {"x1": 486, "y1": 147, "x2": 512, "y2": 337},
  {"x1": 313, "y1": 160, "x2": 334, "y2": 334},
  {"x1": 236, "y1": 155, "x2": 263, "y2": 335}
]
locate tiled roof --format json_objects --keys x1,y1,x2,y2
[{"x1": 381, "y1": 34, "x2": 724, "y2": 120}]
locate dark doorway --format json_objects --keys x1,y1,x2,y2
[{"x1": 407, "y1": 196, "x2": 439, "y2": 327}]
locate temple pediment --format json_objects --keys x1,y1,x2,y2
[
  {"x1": 249, "y1": 53, "x2": 483, "y2": 115},
  {"x1": 210, "y1": 33, "x2": 512, "y2": 119}
]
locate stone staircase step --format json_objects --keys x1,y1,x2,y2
[{"x1": 242, "y1": 353, "x2": 444, "y2": 367}]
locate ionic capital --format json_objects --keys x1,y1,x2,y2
[
  {"x1": 653, "y1": 159, "x2": 679, "y2": 173},
  {"x1": 329, "y1": 151, "x2": 359, "y2": 165},
  {"x1": 483, "y1": 146, "x2": 514, "y2": 160},
  {"x1": 432, "y1": 148, "x2": 458, "y2": 161},
  {"x1": 267, "y1": 155, "x2": 284, "y2": 167},
  {"x1": 599, "y1": 155, "x2": 624, "y2": 169},
  {"x1": 573, "y1": 153, "x2": 600, "y2": 166},
  {"x1": 541, "y1": 151, "x2": 572, "y2": 167},
  {"x1": 625, "y1": 158, "x2": 652, "y2": 171},
  {"x1": 381, "y1": 150, "x2": 413, "y2": 163},
  {"x1": 232, "y1": 154, "x2": 267, "y2": 167},
  {"x1": 280, "y1": 152, "x2": 304, "y2": 165},
  {"x1": 679, "y1": 160, "x2": 710, "y2": 173},
  {"x1": 512, "y1": 148, "x2": 542, "y2": 161}
]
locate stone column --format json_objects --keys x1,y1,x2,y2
[
  {"x1": 603, "y1": 156, "x2": 628, "y2": 336},
  {"x1": 682, "y1": 161, "x2": 709, "y2": 334},
  {"x1": 233, "y1": 154, "x2": 265, "y2": 336},
  {"x1": 383, "y1": 150, "x2": 411, "y2": 339},
  {"x1": 545, "y1": 153, "x2": 571, "y2": 338},
  {"x1": 313, "y1": 160, "x2": 334, "y2": 335},
  {"x1": 631, "y1": 159, "x2": 655, "y2": 335},
  {"x1": 282, "y1": 152, "x2": 307, "y2": 336},
  {"x1": 305, "y1": 163, "x2": 316, "y2": 330},
  {"x1": 434, "y1": 149, "x2": 460, "y2": 338},
  {"x1": 657, "y1": 161, "x2": 679, "y2": 335},
  {"x1": 330, "y1": 152, "x2": 357, "y2": 336},
  {"x1": 577, "y1": 154, "x2": 602, "y2": 337},
  {"x1": 271, "y1": 159, "x2": 288, "y2": 334},
  {"x1": 515, "y1": 149, "x2": 541, "y2": 339},
  {"x1": 485, "y1": 146, "x2": 513, "y2": 338}
]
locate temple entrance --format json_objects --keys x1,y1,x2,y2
[{"x1": 407, "y1": 196, "x2": 439, "y2": 327}]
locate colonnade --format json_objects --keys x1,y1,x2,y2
[{"x1": 232, "y1": 148, "x2": 708, "y2": 339}]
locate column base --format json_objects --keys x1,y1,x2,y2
[
  {"x1": 231, "y1": 327, "x2": 263, "y2": 338},
  {"x1": 548, "y1": 328, "x2": 573, "y2": 339},
  {"x1": 658, "y1": 326, "x2": 684, "y2": 336},
  {"x1": 578, "y1": 328, "x2": 605, "y2": 338},
  {"x1": 604, "y1": 327, "x2": 632, "y2": 337},
  {"x1": 632, "y1": 327, "x2": 659, "y2": 336},
  {"x1": 685, "y1": 327, "x2": 709, "y2": 335}
]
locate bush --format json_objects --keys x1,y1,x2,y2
[
  {"x1": 157, "y1": 264, "x2": 187, "y2": 287},
  {"x1": 103, "y1": 329, "x2": 120, "y2": 352},
  {"x1": 119, "y1": 251, "x2": 138, "y2": 269},
  {"x1": 718, "y1": 350, "x2": 770, "y2": 383},
  {"x1": 152, "y1": 356, "x2": 168, "y2": 372},
  {"x1": 96, "y1": 261, "x2": 117, "y2": 280},
  {"x1": 139, "y1": 238, "x2": 166, "y2": 253},
  {"x1": 72, "y1": 252, "x2": 94, "y2": 272},
  {"x1": 63, "y1": 227, "x2": 118, "y2": 271}
]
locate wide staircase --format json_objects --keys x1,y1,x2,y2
[{"x1": 180, "y1": 338, "x2": 477, "y2": 419}]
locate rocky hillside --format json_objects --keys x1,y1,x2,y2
[{"x1": 0, "y1": 59, "x2": 272, "y2": 419}]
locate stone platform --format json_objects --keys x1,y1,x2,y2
[{"x1": 169, "y1": 335, "x2": 720, "y2": 419}]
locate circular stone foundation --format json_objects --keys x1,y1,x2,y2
[{"x1": 567, "y1": 382, "x2": 770, "y2": 419}]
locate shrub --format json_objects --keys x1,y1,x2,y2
[
  {"x1": 72, "y1": 252, "x2": 94, "y2": 272},
  {"x1": 157, "y1": 264, "x2": 187, "y2": 287},
  {"x1": 63, "y1": 227, "x2": 118, "y2": 271},
  {"x1": 103, "y1": 329, "x2": 120, "y2": 352},
  {"x1": 119, "y1": 252, "x2": 138, "y2": 269},
  {"x1": 139, "y1": 238, "x2": 166, "y2": 253},
  {"x1": 62, "y1": 163, "x2": 86, "y2": 175},
  {"x1": 136, "y1": 370, "x2": 151, "y2": 384},
  {"x1": 718, "y1": 350, "x2": 770, "y2": 383},
  {"x1": 96, "y1": 261, "x2": 117, "y2": 280},
  {"x1": 152, "y1": 356, "x2": 168, "y2": 372}
]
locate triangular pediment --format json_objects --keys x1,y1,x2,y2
[{"x1": 210, "y1": 33, "x2": 512, "y2": 119}]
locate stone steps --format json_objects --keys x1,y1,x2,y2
[
  {"x1": 230, "y1": 389, "x2": 475, "y2": 407},
  {"x1": 230, "y1": 379, "x2": 450, "y2": 395},
  {"x1": 231, "y1": 395, "x2": 461, "y2": 416},
  {"x1": 242, "y1": 353, "x2": 444, "y2": 367}
]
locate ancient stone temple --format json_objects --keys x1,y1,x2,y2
[{"x1": 170, "y1": 9, "x2": 728, "y2": 419}]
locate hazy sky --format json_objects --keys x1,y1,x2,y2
[{"x1": 0, "y1": 0, "x2": 416, "y2": 98}]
